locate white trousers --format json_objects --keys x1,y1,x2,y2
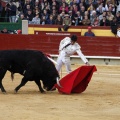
[{"x1": 56, "y1": 56, "x2": 71, "y2": 73}]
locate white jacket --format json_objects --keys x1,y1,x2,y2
[{"x1": 59, "y1": 37, "x2": 88, "y2": 63}]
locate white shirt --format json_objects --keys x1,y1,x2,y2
[
  {"x1": 59, "y1": 37, "x2": 88, "y2": 63},
  {"x1": 32, "y1": 17, "x2": 40, "y2": 24},
  {"x1": 117, "y1": 29, "x2": 120, "y2": 37}
]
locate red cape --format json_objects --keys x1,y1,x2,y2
[{"x1": 55, "y1": 65, "x2": 97, "y2": 94}]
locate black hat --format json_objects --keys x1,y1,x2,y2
[{"x1": 71, "y1": 35, "x2": 77, "y2": 41}]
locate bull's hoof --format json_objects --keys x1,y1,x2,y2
[
  {"x1": 42, "y1": 92, "x2": 46, "y2": 94},
  {"x1": 3, "y1": 91, "x2": 7, "y2": 94},
  {"x1": 1, "y1": 89, "x2": 6, "y2": 94},
  {"x1": 14, "y1": 89, "x2": 18, "y2": 94},
  {"x1": 41, "y1": 90, "x2": 46, "y2": 94}
]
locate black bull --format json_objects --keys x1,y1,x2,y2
[{"x1": 0, "y1": 50, "x2": 60, "y2": 93}]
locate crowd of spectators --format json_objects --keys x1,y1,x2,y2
[{"x1": 0, "y1": 0, "x2": 120, "y2": 30}]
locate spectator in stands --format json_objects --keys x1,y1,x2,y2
[
  {"x1": 59, "y1": 2, "x2": 68, "y2": 14},
  {"x1": 87, "y1": 4, "x2": 96, "y2": 16},
  {"x1": 94, "y1": 0, "x2": 102, "y2": 9},
  {"x1": 65, "y1": 0, "x2": 71, "y2": 5},
  {"x1": 50, "y1": 5, "x2": 56, "y2": 13},
  {"x1": 115, "y1": 0, "x2": 119, "y2": 13},
  {"x1": 17, "y1": 0, "x2": 23, "y2": 12},
  {"x1": 76, "y1": 11, "x2": 83, "y2": 25},
  {"x1": 40, "y1": 15, "x2": 47, "y2": 25},
  {"x1": 90, "y1": 10, "x2": 98, "y2": 26},
  {"x1": 99, "y1": 11, "x2": 107, "y2": 21},
  {"x1": 110, "y1": 17, "x2": 119, "y2": 36},
  {"x1": 72, "y1": 13, "x2": 80, "y2": 26},
  {"x1": 107, "y1": 4, "x2": 116, "y2": 15},
  {"x1": 25, "y1": 9, "x2": 34, "y2": 24},
  {"x1": 56, "y1": 34, "x2": 89, "y2": 73},
  {"x1": 19, "y1": 13, "x2": 27, "y2": 21},
  {"x1": 22, "y1": 0, "x2": 32, "y2": 14},
  {"x1": 1, "y1": 28, "x2": 10, "y2": 34},
  {"x1": 68, "y1": 5, "x2": 74, "y2": 14},
  {"x1": 55, "y1": 14, "x2": 63, "y2": 25},
  {"x1": 102, "y1": 0, "x2": 106, "y2": 7},
  {"x1": 59, "y1": 0, "x2": 68, "y2": 9},
  {"x1": 80, "y1": 6, "x2": 86, "y2": 17},
  {"x1": 116, "y1": 0, "x2": 119, "y2": 10},
  {"x1": 16, "y1": 29, "x2": 22, "y2": 34},
  {"x1": 41, "y1": 0, "x2": 50, "y2": 10},
  {"x1": 2, "y1": 0, "x2": 119, "y2": 28},
  {"x1": 4, "y1": 3, "x2": 10, "y2": 22},
  {"x1": 78, "y1": 0, "x2": 87, "y2": 11},
  {"x1": 8, "y1": 1, "x2": 17, "y2": 23},
  {"x1": 96, "y1": 4, "x2": 106, "y2": 16},
  {"x1": 106, "y1": 11, "x2": 114, "y2": 22},
  {"x1": 116, "y1": 12, "x2": 120, "y2": 25},
  {"x1": 100, "y1": 16, "x2": 110, "y2": 26},
  {"x1": 84, "y1": 26, "x2": 95, "y2": 37},
  {"x1": 60, "y1": 11, "x2": 65, "y2": 19},
  {"x1": 62, "y1": 14, "x2": 71, "y2": 31},
  {"x1": 46, "y1": 14, "x2": 55, "y2": 24},
  {"x1": 68, "y1": 10, "x2": 74, "y2": 20},
  {"x1": 34, "y1": 0, "x2": 41, "y2": 11},
  {"x1": 82, "y1": 15, "x2": 91, "y2": 26},
  {"x1": 91, "y1": 16, "x2": 100, "y2": 26},
  {"x1": 52, "y1": 0, "x2": 60, "y2": 8},
  {"x1": 33, "y1": 6, "x2": 42, "y2": 18},
  {"x1": 42, "y1": 9, "x2": 49, "y2": 21},
  {"x1": 86, "y1": 0, "x2": 95, "y2": 10},
  {"x1": 31, "y1": 14, "x2": 40, "y2": 24},
  {"x1": 78, "y1": 2, "x2": 83, "y2": 11},
  {"x1": 50, "y1": 0, "x2": 59, "y2": 12},
  {"x1": 43, "y1": 4, "x2": 51, "y2": 15},
  {"x1": 72, "y1": 3, "x2": 78, "y2": 14},
  {"x1": 84, "y1": 10, "x2": 90, "y2": 19},
  {"x1": 51, "y1": 9, "x2": 58, "y2": 20},
  {"x1": 23, "y1": 4, "x2": 32, "y2": 15},
  {"x1": 70, "y1": 0, "x2": 79, "y2": 6},
  {"x1": 105, "y1": 0, "x2": 114, "y2": 12}
]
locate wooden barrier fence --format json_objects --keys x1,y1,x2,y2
[{"x1": 0, "y1": 34, "x2": 120, "y2": 57}]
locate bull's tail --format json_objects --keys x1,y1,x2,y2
[{"x1": 11, "y1": 72, "x2": 14, "y2": 81}]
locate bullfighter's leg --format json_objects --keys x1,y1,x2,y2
[
  {"x1": 14, "y1": 77, "x2": 28, "y2": 92},
  {"x1": 34, "y1": 80, "x2": 45, "y2": 93},
  {"x1": 0, "y1": 68, "x2": 7, "y2": 93}
]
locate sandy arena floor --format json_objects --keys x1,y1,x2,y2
[{"x1": 0, "y1": 65, "x2": 120, "y2": 120}]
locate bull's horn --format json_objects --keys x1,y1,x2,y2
[{"x1": 56, "y1": 77, "x2": 62, "y2": 88}]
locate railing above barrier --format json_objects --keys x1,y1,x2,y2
[
  {"x1": 28, "y1": 25, "x2": 115, "y2": 37},
  {"x1": 0, "y1": 20, "x2": 22, "y2": 31}
]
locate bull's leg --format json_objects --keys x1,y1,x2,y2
[
  {"x1": 14, "y1": 77, "x2": 28, "y2": 93},
  {"x1": 34, "y1": 80, "x2": 45, "y2": 93},
  {"x1": 0, "y1": 69, "x2": 7, "y2": 93}
]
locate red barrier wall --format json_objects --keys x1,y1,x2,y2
[{"x1": 0, "y1": 34, "x2": 120, "y2": 57}]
